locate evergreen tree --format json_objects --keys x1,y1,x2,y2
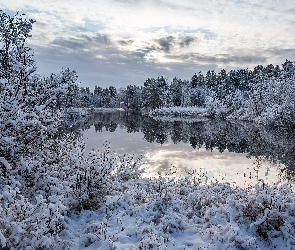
[{"x1": 169, "y1": 77, "x2": 183, "y2": 106}]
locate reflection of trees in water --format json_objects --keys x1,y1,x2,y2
[
  {"x1": 76, "y1": 111, "x2": 142, "y2": 134},
  {"x1": 142, "y1": 118, "x2": 169, "y2": 145},
  {"x1": 150, "y1": 119, "x2": 295, "y2": 180},
  {"x1": 67, "y1": 111, "x2": 295, "y2": 179}
]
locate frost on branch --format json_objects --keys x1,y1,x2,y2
[{"x1": 0, "y1": 11, "x2": 81, "y2": 248}]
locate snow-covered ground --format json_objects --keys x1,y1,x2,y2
[
  {"x1": 58, "y1": 172, "x2": 295, "y2": 250},
  {"x1": 150, "y1": 107, "x2": 212, "y2": 120},
  {"x1": 64, "y1": 107, "x2": 123, "y2": 117}
]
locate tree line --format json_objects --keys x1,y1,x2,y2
[{"x1": 67, "y1": 60, "x2": 295, "y2": 126}]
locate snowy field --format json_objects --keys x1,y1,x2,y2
[{"x1": 59, "y1": 173, "x2": 295, "y2": 249}]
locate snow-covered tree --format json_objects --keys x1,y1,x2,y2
[
  {"x1": 0, "y1": 11, "x2": 82, "y2": 248},
  {"x1": 142, "y1": 76, "x2": 168, "y2": 109}
]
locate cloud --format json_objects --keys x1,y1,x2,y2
[
  {"x1": 135, "y1": 34, "x2": 198, "y2": 58},
  {"x1": 165, "y1": 50, "x2": 269, "y2": 70},
  {"x1": 156, "y1": 36, "x2": 174, "y2": 53},
  {"x1": 217, "y1": 54, "x2": 267, "y2": 65},
  {"x1": 118, "y1": 39, "x2": 134, "y2": 46},
  {"x1": 41, "y1": 32, "x2": 113, "y2": 62},
  {"x1": 80, "y1": 34, "x2": 111, "y2": 44},
  {"x1": 179, "y1": 35, "x2": 195, "y2": 48}
]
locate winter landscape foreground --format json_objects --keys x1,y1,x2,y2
[{"x1": 1, "y1": 11, "x2": 295, "y2": 249}]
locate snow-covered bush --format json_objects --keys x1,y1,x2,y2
[
  {"x1": 71, "y1": 141, "x2": 117, "y2": 210},
  {"x1": 205, "y1": 94, "x2": 228, "y2": 119},
  {"x1": 77, "y1": 174, "x2": 295, "y2": 249},
  {"x1": 0, "y1": 179, "x2": 67, "y2": 249},
  {"x1": 242, "y1": 182, "x2": 295, "y2": 243},
  {"x1": 0, "y1": 11, "x2": 82, "y2": 248},
  {"x1": 116, "y1": 153, "x2": 144, "y2": 181}
]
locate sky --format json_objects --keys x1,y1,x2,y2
[{"x1": 1, "y1": 0, "x2": 295, "y2": 89}]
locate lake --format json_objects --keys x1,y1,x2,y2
[{"x1": 78, "y1": 111, "x2": 295, "y2": 187}]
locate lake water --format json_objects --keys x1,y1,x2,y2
[{"x1": 80, "y1": 111, "x2": 295, "y2": 187}]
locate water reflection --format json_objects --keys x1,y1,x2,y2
[{"x1": 73, "y1": 111, "x2": 295, "y2": 183}]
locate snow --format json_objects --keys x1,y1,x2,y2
[
  {"x1": 0, "y1": 231, "x2": 6, "y2": 248},
  {"x1": 0, "y1": 157, "x2": 12, "y2": 170},
  {"x1": 150, "y1": 106, "x2": 211, "y2": 120},
  {"x1": 56, "y1": 174, "x2": 295, "y2": 249}
]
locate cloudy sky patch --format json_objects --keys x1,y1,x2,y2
[{"x1": 1, "y1": 0, "x2": 294, "y2": 88}]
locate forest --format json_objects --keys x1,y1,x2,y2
[{"x1": 67, "y1": 60, "x2": 295, "y2": 127}]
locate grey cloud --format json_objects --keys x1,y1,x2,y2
[
  {"x1": 124, "y1": 50, "x2": 146, "y2": 60},
  {"x1": 52, "y1": 39, "x2": 84, "y2": 50},
  {"x1": 52, "y1": 33, "x2": 112, "y2": 52},
  {"x1": 278, "y1": 48, "x2": 295, "y2": 53},
  {"x1": 265, "y1": 48, "x2": 295, "y2": 58},
  {"x1": 135, "y1": 44, "x2": 157, "y2": 56},
  {"x1": 49, "y1": 32, "x2": 146, "y2": 66},
  {"x1": 156, "y1": 36, "x2": 174, "y2": 53},
  {"x1": 166, "y1": 51, "x2": 267, "y2": 67},
  {"x1": 152, "y1": 35, "x2": 198, "y2": 53},
  {"x1": 167, "y1": 52, "x2": 216, "y2": 64},
  {"x1": 118, "y1": 39, "x2": 134, "y2": 46},
  {"x1": 179, "y1": 35, "x2": 195, "y2": 48},
  {"x1": 34, "y1": 20, "x2": 49, "y2": 29},
  {"x1": 79, "y1": 33, "x2": 111, "y2": 44},
  {"x1": 216, "y1": 54, "x2": 267, "y2": 64}
]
